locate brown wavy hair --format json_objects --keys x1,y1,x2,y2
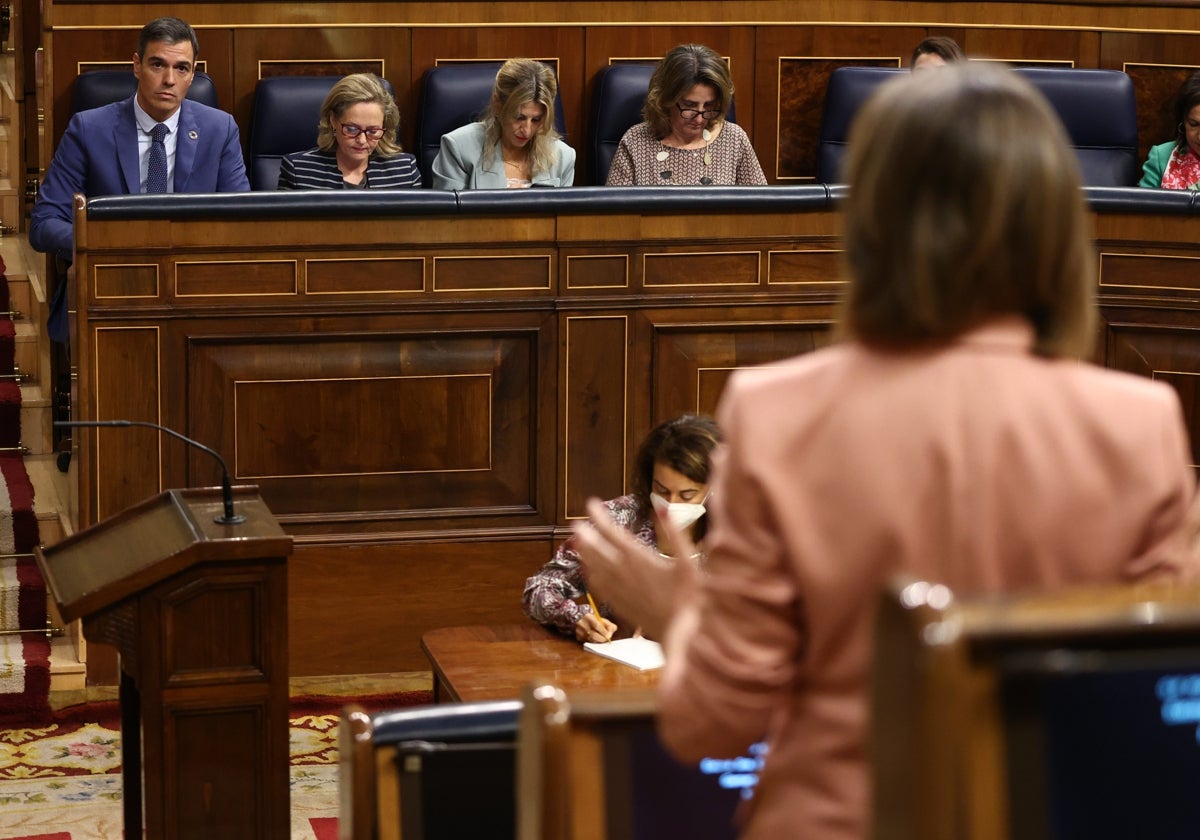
[
  {"x1": 630, "y1": 414, "x2": 723, "y2": 539},
  {"x1": 840, "y1": 62, "x2": 1094, "y2": 358},
  {"x1": 643, "y1": 44, "x2": 734, "y2": 140}
]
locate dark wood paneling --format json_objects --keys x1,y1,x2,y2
[
  {"x1": 1104, "y1": 319, "x2": 1200, "y2": 466},
  {"x1": 561, "y1": 314, "x2": 628, "y2": 519},
  {"x1": 648, "y1": 307, "x2": 838, "y2": 418},
  {"x1": 92, "y1": 326, "x2": 161, "y2": 521},
  {"x1": 230, "y1": 27, "x2": 412, "y2": 153},
  {"x1": 185, "y1": 320, "x2": 550, "y2": 527},
  {"x1": 72, "y1": 200, "x2": 1200, "y2": 682},
  {"x1": 287, "y1": 541, "x2": 546, "y2": 674}
]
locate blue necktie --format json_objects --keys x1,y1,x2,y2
[{"x1": 146, "y1": 123, "x2": 169, "y2": 194}]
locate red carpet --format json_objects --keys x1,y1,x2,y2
[{"x1": 0, "y1": 251, "x2": 47, "y2": 719}]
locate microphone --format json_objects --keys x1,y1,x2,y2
[{"x1": 54, "y1": 420, "x2": 246, "y2": 526}]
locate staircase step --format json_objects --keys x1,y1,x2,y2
[
  {"x1": 48, "y1": 632, "x2": 86, "y2": 692},
  {"x1": 25, "y1": 452, "x2": 71, "y2": 547},
  {"x1": 18, "y1": 384, "x2": 51, "y2": 455}
]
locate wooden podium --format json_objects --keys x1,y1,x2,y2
[{"x1": 35, "y1": 487, "x2": 294, "y2": 839}]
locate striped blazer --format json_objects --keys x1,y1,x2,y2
[{"x1": 277, "y1": 147, "x2": 422, "y2": 189}]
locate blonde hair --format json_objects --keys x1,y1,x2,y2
[
  {"x1": 316, "y1": 73, "x2": 403, "y2": 158},
  {"x1": 840, "y1": 63, "x2": 1095, "y2": 358},
  {"x1": 643, "y1": 44, "x2": 734, "y2": 140},
  {"x1": 480, "y1": 59, "x2": 562, "y2": 175}
]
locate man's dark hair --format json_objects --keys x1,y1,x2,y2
[{"x1": 137, "y1": 17, "x2": 199, "y2": 61}]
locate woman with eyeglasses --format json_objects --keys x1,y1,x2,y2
[
  {"x1": 278, "y1": 73, "x2": 420, "y2": 190},
  {"x1": 606, "y1": 44, "x2": 767, "y2": 187},
  {"x1": 432, "y1": 59, "x2": 575, "y2": 190}
]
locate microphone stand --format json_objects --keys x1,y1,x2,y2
[{"x1": 55, "y1": 420, "x2": 246, "y2": 525}]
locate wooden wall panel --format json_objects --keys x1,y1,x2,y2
[
  {"x1": 184, "y1": 319, "x2": 550, "y2": 531},
  {"x1": 561, "y1": 314, "x2": 628, "y2": 519},
  {"x1": 1104, "y1": 320, "x2": 1200, "y2": 467},
  {"x1": 72, "y1": 198, "x2": 1200, "y2": 679},
  {"x1": 649, "y1": 307, "x2": 837, "y2": 419},
  {"x1": 288, "y1": 541, "x2": 546, "y2": 673},
  {"x1": 1103, "y1": 33, "x2": 1200, "y2": 163},
  {"x1": 230, "y1": 27, "x2": 413, "y2": 152},
  {"x1": 91, "y1": 326, "x2": 161, "y2": 521}
]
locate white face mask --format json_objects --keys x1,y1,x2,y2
[{"x1": 650, "y1": 492, "x2": 707, "y2": 530}]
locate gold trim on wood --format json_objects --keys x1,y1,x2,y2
[
  {"x1": 766, "y1": 248, "x2": 845, "y2": 285},
  {"x1": 642, "y1": 250, "x2": 760, "y2": 287},
  {"x1": 563, "y1": 315, "x2": 628, "y2": 520},
  {"x1": 93, "y1": 325, "x2": 163, "y2": 519},
  {"x1": 432, "y1": 254, "x2": 554, "y2": 292},
  {"x1": 565, "y1": 254, "x2": 630, "y2": 290},
  {"x1": 232, "y1": 373, "x2": 494, "y2": 479},
  {"x1": 93, "y1": 262, "x2": 161, "y2": 299},
  {"x1": 1098, "y1": 250, "x2": 1200, "y2": 293},
  {"x1": 174, "y1": 260, "x2": 299, "y2": 297},
  {"x1": 304, "y1": 256, "x2": 427, "y2": 295},
  {"x1": 774, "y1": 55, "x2": 902, "y2": 182},
  {"x1": 77, "y1": 60, "x2": 209, "y2": 74},
  {"x1": 257, "y1": 58, "x2": 386, "y2": 80}
]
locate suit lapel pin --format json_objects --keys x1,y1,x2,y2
[{"x1": 188, "y1": 130, "x2": 198, "y2": 140}]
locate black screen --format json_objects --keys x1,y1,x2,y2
[
  {"x1": 1002, "y1": 649, "x2": 1200, "y2": 840},
  {"x1": 396, "y1": 741, "x2": 516, "y2": 840}
]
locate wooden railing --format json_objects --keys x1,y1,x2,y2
[{"x1": 67, "y1": 185, "x2": 1200, "y2": 681}]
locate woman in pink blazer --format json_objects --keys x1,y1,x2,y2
[{"x1": 576, "y1": 63, "x2": 1198, "y2": 840}]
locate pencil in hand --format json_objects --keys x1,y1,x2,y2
[{"x1": 585, "y1": 591, "x2": 613, "y2": 642}]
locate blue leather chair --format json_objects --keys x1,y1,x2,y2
[
  {"x1": 589, "y1": 62, "x2": 656, "y2": 185},
  {"x1": 71, "y1": 68, "x2": 218, "y2": 114},
  {"x1": 589, "y1": 62, "x2": 739, "y2": 185},
  {"x1": 1015, "y1": 67, "x2": 1141, "y2": 187},
  {"x1": 816, "y1": 65, "x2": 1142, "y2": 187},
  {"x1": 340, "y1": 699, "x2": 521, "y2": 840},
  {"x1": 815, "y1": 66, "x2": 902, "y2": 184},
  {"x1": 247, "y1": 75, "x2": 397, "y2": 191},
  {"x1": 415, "y1": 62, "x2": 567, "y2": 189}
]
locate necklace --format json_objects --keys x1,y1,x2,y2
[{"x1": 657, "y1": 128, "x2": 713, "y2": 185}]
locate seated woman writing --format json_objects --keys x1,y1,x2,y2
[
  {"x1": 606, "y1": 43, "x2": 767, "y2": 187},
  {"x1": 1140, "y1": 70, "x2": 1200, "y2": 190},
  {"x1": 522, "y1": 414, "x2": 722, "y2": 643},
  {"x1": 432, "y1": 58, "x2": 575, "y2": 189},
  {"x1": 278, "y1": 73, "x2": 420, "y2": 189}
]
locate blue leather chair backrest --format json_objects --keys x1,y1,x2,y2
[
  {"x1": 373, "y1": 700, "x2": 521, "y2": 839},
  {"x1": 1015, "y1": 67, "x2": 1140, "y2": 187},
  {"x1": 415, "y1": 62, "x2": 567, "y2": 188},
  {"x1": 589, "y1": 62, "x2": 739, "y2": 185},
  {"x1": 816, "y1": 65, "x2": 1141, "y2": 187},
  {"x1": 71, "y1": 69, "x2": 219, "y2": 116},
  {"x1": 815, "y1": 66, "x2": 903, "y2": 184},
  {"x1": 247, "y1": 75, "x2": 397, "y2": 191}
]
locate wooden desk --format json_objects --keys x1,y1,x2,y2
[{"x1": 421, "y1": 624, "x2": 660, "y2": 702}]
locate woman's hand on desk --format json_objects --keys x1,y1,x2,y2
[{"x1": 576, "y1": 612, "x2": 618, "y2": 644}]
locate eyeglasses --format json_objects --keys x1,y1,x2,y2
[
  {"x1": 675, "y1": 103, "x2": 722, "y2": 120},
  {"x1": 337, "y1": 124, "x2": 385, "y2": 140}
]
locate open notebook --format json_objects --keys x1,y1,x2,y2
[{"x1": 583, "y1": 637, "x2": 665, "y2": 671}]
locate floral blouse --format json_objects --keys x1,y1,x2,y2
[{"x1": 521, "y1": 495, "x2": 656, "y2": 634}]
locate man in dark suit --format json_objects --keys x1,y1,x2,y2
[{"x1": 30, "y1": 16, "x2": 250, "y2": 341}]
